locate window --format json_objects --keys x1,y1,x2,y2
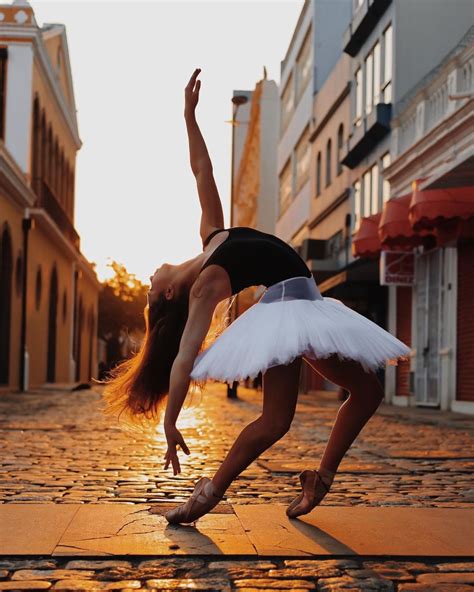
[
  {"x1": 365, "y1": 52, "x2": 373, "y2": 115},
  {"x1": 373, "y1": 42, "x2": 381, "y2": 105},
  {"x1": 337, "y1": 124, "x2": 344, "y2": 175},
  {"x1": 281, "y1": 72, "x2": 295, "y2": 133},
  {"x1": 355, "y1": 68, "x2": 363, "y2": 126},
  {"x1": 383, "y1": 24, "x2": 393, "y2": 103},
  {"x1": 365, "y1": 41, "x2": 382, "y2": 116},
  {"x1": 295, "y1": 125, "x2": 310, "y2": 193},
  {"x1": 371, "y1": 163, "x2": 379, "y2": 214},
  {"x1": 327, "y1": 230, "x2": 344, "y2": 259},
  {"x1": 279, "y1": 158, "x2": 292, "y2": 216},
  {"x1": 353, "y1": 180, "x2": 361, "y2": 231},
  {"x1": 382, "y1": 152, "x2": 391, "y2": 203},
  {"x1": 363, "y1": 170, "x2": 371, "y2": 217},
  {"x1": 296, "y1": 27, "x2": 312, "y2": 102},
  {"x1": 362, "y1": 164, "x2": 380, "y2": 216},
  {"x1": 325, "y1": 139, "x2": 332, "y2": 187},
  {"x1": 0, "y1": 48, "x2": 7, "y2": 140},
  {"x1": 316, "y1": 152, "x2": 322, "y2": 196}
]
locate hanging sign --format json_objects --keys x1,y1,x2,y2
[{"x1": 380, "y1": 250, "x2": 414, "y2": 286}]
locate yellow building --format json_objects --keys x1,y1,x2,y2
[{"x1": 0, "y1": 1, "x2": 100, "y2": 392}]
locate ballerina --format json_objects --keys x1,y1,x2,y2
[{"x1": 102, "y1": 68, "x2": 411, "y2": 524}]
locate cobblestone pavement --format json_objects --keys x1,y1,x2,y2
[
  {"x1": 0, "y1": 557, "x2": 474, "y2": 591},
  {"x1": 0, "y1": 383, "x2": 473, "y2": 590}
]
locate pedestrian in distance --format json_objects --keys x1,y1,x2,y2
[{"x1": 101, "y1": 68, "x2": 411, "y2": 525}]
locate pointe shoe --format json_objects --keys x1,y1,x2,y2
[
  {"x1": 164, "y1": 477, "x2": 224, "y2": 525},
  {"x1": 286, "y1": 469, "x2": 334, "y2": 519}
]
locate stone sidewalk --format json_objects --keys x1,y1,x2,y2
[{"x1": 0, "y1": 383, "x2": 473, "y2": 590}]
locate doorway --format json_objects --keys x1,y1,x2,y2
[{"x1": 414, "y1": 248, "x2": 443, "y2": 406}]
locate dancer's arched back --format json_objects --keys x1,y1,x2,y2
[{"x1": 102, "y1": 68, "x2": 396, "y2": 525}]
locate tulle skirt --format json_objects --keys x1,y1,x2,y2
[{"x1": 190, "y1": 275, "x2": 411, "y2": 383}]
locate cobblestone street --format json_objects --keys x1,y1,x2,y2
[{"x1": 0, "y1": 383, "x2": 473, "y2": 590}]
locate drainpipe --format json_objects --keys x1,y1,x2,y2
[{"x1": 19, "y1": 208, "x2": 33, "y2": 392}]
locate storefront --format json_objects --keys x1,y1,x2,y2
[{"x1": 352, "y1": 181, "x2": 474, "y2": 413}]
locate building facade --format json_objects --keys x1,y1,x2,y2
[
  {"x1": 327, "y1": 0, "x2": 473, "y2": 409},
  {"x1": 276, "y1": 0, "x2": 352, "y2": 246},
  {"x1": 0, "y1": 2, "x2": 100, "y2": 392},
  {"x1": 382, "y1": 27, "x2": 474, "y2": 413}
]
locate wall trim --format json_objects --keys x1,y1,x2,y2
[
  {"x1": 451, "y1": 400, "x2": 474, "y2": 415},
  {"x1": 391, "y1": 394, "x2": 414, "y2": 407}
]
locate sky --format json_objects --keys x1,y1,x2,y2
[{"x1": 31, "y1": 0, "x2": 305, "y2": 283}]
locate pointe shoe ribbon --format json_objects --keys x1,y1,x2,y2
[
  {"x1": 286, "y1": 469, "x2": 333, "y2": 519},
  {"x1": 164, "y1": 477, "x2": 224, "y2": 524}
]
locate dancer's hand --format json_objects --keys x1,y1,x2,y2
[
  {"x1": 184, "y1": 68, "x2": 201, "y2": 117},
  {"x1": 164, "y1": 423, "x2": 190, "y2": 475}
]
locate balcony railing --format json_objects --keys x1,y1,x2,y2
[
  {"x1": 343, "y1": 0, "x2": 392, "y2": 57},
  {"x1": 40, "y1": 180, "x2": 80, "y2": 250},
  {"x1": 393, "y1": 38, "x2": 473, "y2": 158},
  {"x1": 341, "y1": 103, "x2": 392, "y2": 168}
]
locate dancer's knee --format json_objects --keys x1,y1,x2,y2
[
  {"x1": 256, "y1": 416, "x2": 291, "y2": 443},
  {"x1": 348, "y1": 378, "x2": 385, "y2": 407}
]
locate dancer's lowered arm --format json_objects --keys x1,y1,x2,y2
[
  {"x1": 184, "y1": 68, "x2": 224, "y2": 245},
  {"x1": 163, "y1": 281, "x2": 220, "y2": 476}
]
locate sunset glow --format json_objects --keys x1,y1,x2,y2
[{"x1": 32, "y1": 1, "x2": 304, "y2": 283}]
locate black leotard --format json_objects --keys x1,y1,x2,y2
[{"x1": 200, "y1": 226, "x2": 312, "y2": 295}]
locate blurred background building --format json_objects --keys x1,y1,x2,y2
[
  {"x1": 0, "y1": 1, "x2": 99, "y2": 392},
  {"x1": 229, "y1": 0, "x2": 474, "y2": 413}
]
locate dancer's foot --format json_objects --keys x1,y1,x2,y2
[
  {"x1": 163, "y1": 477, "x2": 224, "y2": 524},
  {"x1": 286, "y1": 467, "x2": 335, "y2": 519}
]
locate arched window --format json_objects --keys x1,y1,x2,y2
[
  {"x1": 326, "y1": 139, "x2": 332, "y2": 187},
  {"x1": 316, "y1": 152, "x2": 322, "y2": 196},
  {"x1": 64, "y1": 162, "x2": 70, "y2": 215},
  {"x1": 53, "y1": 138, "x2": 59, "y2": 195},
  {"x1": 32, "y1": 96, "x2": 41, "y2": 195},
  {"x1": 337, "y1": 124, "x2": 344, "y2": 176},
  {"x1": 47, "y1": 125, "x2": 53, "y2": 185},
  {"x1": 41, "y1": 112, "x2": 47, "y2": 189},
  {"x1": 59, "y1": 150, "x2": 65, "y2": 205}
]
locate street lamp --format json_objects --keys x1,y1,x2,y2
[{"x1": 226, "y1": 93, "x2": 248, "y2": 399}]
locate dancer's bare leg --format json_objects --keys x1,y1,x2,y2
[
  {"x1": 304, "y1": 354, "x2": 385, "y2": 474},
  {"x1": 211, "y1": 357, "x2": 302, "y2": 495}
]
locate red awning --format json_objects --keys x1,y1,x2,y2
[
  {"x1": 352, "y1": 212, "x2": 382, "y2": 259},
  {"x1": 409, "y1": 183, "x2": 474, "y2": 232},
  {"x1": 379, "y1": 193, "x2": 434, "y2": 250}
]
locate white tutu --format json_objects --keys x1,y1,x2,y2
[{"x1": 190, "y1": 276, "x2": 411, "y2": 383}]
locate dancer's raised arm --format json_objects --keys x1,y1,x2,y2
[{"x1": 184, "y1": 68, "x2": 224, "y2": 245}]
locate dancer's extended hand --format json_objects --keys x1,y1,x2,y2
[
  {"x1": 184, "y1": 68, "x2": 201, "y2": 117},
  {"x1": 164, "y1": 424, "x2": 190, "y2": 475}
]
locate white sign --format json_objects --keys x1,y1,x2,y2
[{"x1": 380, "y1": 250, "x2": 414, "y2": 286}]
